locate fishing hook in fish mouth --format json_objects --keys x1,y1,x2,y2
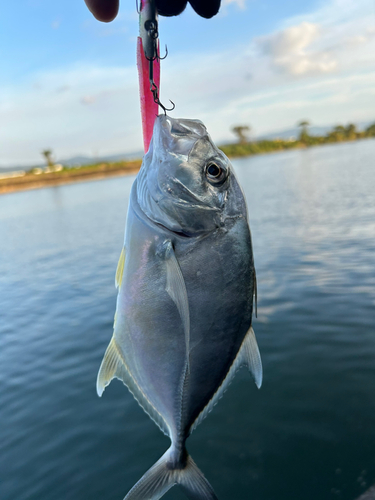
[
  {"x1": 147, "y1": 46, "x2": 175, "y2": 114},
  {"x1": 151, "y1": 82, "x2": 175, "y2": 114}
]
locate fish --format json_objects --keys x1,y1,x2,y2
[{"x1": 96, "y1": 115, "x2": 262, "y2": 500}]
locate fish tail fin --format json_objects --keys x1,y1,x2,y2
[{"x1": 124, "y1": 447, "x2": 218, "y2": 500}]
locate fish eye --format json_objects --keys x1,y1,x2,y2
[{"x1": 205, "y1": 162, "x2": 226, "y2": 184}]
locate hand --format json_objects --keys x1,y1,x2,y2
[{"x1": 84, "y1": 0, "x2": 221, "y2": 22}]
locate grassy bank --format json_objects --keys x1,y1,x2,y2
[{"x1": 0, "y1": 160, "x2": 142, "y2": 195}]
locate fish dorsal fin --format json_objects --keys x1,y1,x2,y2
[
  {"x1": 115, "y1": 247, "x2": 126, "y2": 289},
  {"x1": 190, "y1": 327, "x2": 262, "y2": 433},
  {"x1": 96, "y1": 336, "x2": 170, "y2": 437},
  {"x1": 163, "y1": 240, "x2": 190, "y2": 367}
]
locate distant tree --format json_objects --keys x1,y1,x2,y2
[
  {"x1": 345, "y1": 123, "x2": 357, "y2": 140},
  {"x1": 232, "y1": 125, "x2": 251, "y2": 144},
  {"x1": 365, "y1": 123, "x2": 375, "y2": 137},
  {"x1": 41, "y1": 149, "x2": 54, "y2": 168},
  {"x1": 328, "y1": 125, "x2": 346, "y2": 142},
  {"x1": 297, "y1": 120, "x2": 310, "y2": 143}
]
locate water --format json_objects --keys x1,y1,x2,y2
[{"x1": 1, "y1": 139, "x2": 375, "y2": 500}]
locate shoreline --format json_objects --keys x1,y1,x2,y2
[
  {"x1": 0, "y1": 162, "x2": 141, "y2": 195},
  {"x1": 1, "y1": 135, "x2": 374, "y2": 196}
]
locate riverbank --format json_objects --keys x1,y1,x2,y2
[
  {"x1": 0, "y1": 160, "x2": 141, "y2": 195},
  {"x1": 1, "y1": 126, "x2": 374, "y2": 195}
]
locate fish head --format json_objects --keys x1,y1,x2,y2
[{"x1": 136, "y1": 115, "x2": 248, "y2": 236}]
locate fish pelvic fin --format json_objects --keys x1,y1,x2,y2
[
  {"x1": 124, "y1": 446, "x2": 218, "y2": 500},
  {"x1": 96, "y1": 336, "x2": 170, "y2": 437},
  {"x1": 191, "y1": 327, "x2": 262, "y2": 433}
]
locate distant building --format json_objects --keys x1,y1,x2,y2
[{"x1": 0, "y1": 170, "x2": 26, "y2": 180}]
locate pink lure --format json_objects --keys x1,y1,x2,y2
[{"x1": 137, "y1": 37, "x2": 160, "y2": 153}]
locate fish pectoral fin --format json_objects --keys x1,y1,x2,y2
[
  {"x1": 190, "y1": 327, "x2": 262, "y2": 433},
  {"x1": 97, "y1": 336, "x2": 170, "y2": 437},
  {"x1": 115, "y1": 246, "x2": 126, "y2": 289},
  {"x1": 163, "y1": 240, "x2": 190, "y2": 361}
]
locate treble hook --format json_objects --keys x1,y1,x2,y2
[
  {"x1": 159, "y1": 45, "x2": 168, "y2": 60},
  {"x1": 140, "y1": 0, "x2": 176, "y2": 114},
  {"x1": 151, "y1": 82, "x2": 175, "y2": 115},
  {"x1": 145, "y1": 45, "x2": 168, "y2": 63}
]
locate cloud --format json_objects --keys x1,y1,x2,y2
[
  {"x1": 56, "y1": 85, "x2": 70, "y2": 93},
  {"x1": 257, "y1": 22, "x2": 338, "y2": 76},
  {"x1": 81, "y1": 95, "x2": 96, "y2": 105},
  {"x1": 51, "y1": 19, "x2": 61, "y2": 30},
  {"x1": 1, "y1": 0, "x2": 375, "y2": 166},
  {"x1": 160, "y1": 0, "x2": 375, "y2": 142},
  {"x1": 267, "y1": 22, "x2": 320, "y2": 56},
  {"x1": 0, "y1": 64, "x2": 141, "y2": 165},
  {"x1": 222, "y1": 0, "x2": 246, "y2": 9}
]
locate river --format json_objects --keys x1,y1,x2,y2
[{"x1": 1, "y1": 139, "x2": 375, "y2": 500}]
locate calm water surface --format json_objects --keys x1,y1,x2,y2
[{"x1": 1, "y1": 140, "x2": 375, "y2": 500}]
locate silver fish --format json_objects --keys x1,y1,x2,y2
[{"x1": 97, "y1": 115, "x2": 262, "y2": 500}]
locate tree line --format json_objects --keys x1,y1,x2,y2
[{"x1": 221, "y1": 120, "x2": 375, "y2": 157}]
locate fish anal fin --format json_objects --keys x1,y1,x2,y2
[
  {"x1": 115, "y1": 246, "x2": 126, "y2": 289},
  {"x1": 190, "y1": 327, "x2": 262, "y2": 433},
  {"x1": 162, "y1": 240, "x2": 190, "y2": 364},
  {"x1": 96, "y1": 336, "x2": 119, "y2": 397},
  {"x1": 244, "y1": 327, "x2": 262, "y2": 389},
  {"x1": 96, "y1": 336, "x2": 170, "y2": 436}
]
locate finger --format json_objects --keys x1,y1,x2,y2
[
  {"x1": 189, "y1": 0, "x2": 221, "y2": 18},
  {"x1": 84, "y1": 0, "x2": 119, "y2": 22},
  {"x1": 155, "y1": 0, "x2": 188, "y2": 16}
]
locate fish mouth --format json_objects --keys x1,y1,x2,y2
[{"x1": 155, "y1": 115, "x2": 207, "y2": 156}]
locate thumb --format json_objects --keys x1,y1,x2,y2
[{"x1": 84, "y1": 0, "x2": 119, "y2": 22}]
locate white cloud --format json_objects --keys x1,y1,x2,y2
[
  {"x1": 0, "y1": 64, "x2": 142, "y2": 165},
  {"x1": 262, "y1": 22, "x2": 320, "y2": 57},
  {"x1": 160, "y1": 0, "x2": 375, "y2": 142},
  {"x1": 222, "y1": 0, "x2": 246, "y2": 9},
  {"x1": 81, "y1": 95, "x2": 96, "y2": 105},
  {"x1": 51, "y1": 19, "x2": 61, "y2": 30},
  {"x1": 257, "y1": 22, "x2": 338, "y2": 76}
]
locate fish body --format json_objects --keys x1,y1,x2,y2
[{"x1": 97, "y1": 115, "x2": 262, "y2": 500}]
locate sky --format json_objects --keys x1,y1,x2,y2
[{"x1": 1, "y1": 0, "x2": 375, "y2": 166}]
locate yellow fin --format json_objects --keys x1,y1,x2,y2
[{"x1": 115, "y1": 247, "x2": 126, "y2": 289}]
